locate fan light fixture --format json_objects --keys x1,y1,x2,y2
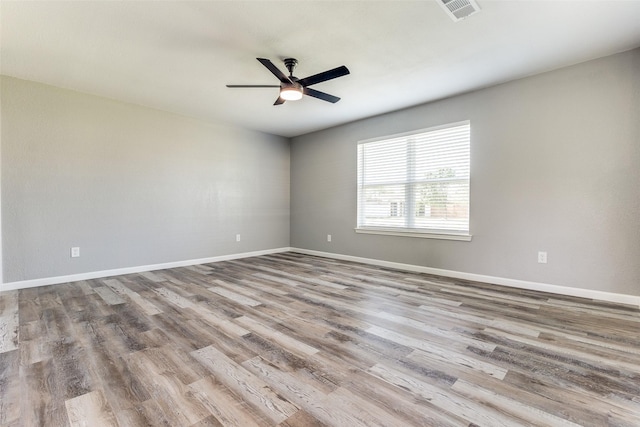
[
  {"x1": 226, "y1": 57, "x2": 350, "y2": 105},
  {"x1": 280, "y1": 85, "x2": 303, "y2": 101}
]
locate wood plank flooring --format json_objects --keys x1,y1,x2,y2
[{"x1": 1, "y1": 252, "x2": 639, "y2": 426}]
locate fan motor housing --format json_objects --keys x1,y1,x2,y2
[{"x1": 284, "y1": 58, "x2": 298, "y2": 75}]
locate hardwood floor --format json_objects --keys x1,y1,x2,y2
[{"x1": 1, "y1": 252, "x2": 639, "y2": 426}]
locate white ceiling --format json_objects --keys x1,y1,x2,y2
[{"x1": 2, "y1": 1, "x2": 640, "y2": 138}]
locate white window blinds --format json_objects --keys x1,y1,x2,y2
[{"x1": 357, "y1": 121, "x2": 470, "y2": 236}]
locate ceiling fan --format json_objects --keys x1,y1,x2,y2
[{"x1": 226, "y1": 58, "x2": 350, "y2": 105}]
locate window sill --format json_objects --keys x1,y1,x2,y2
[{"x1": 354, "y1": 228, "x2": 472, "y2": 241}]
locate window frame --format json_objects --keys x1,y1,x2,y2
[{"x1": 356, "y1": 120, "x2": 472, "y2": 241}]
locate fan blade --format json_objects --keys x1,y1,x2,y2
[
  {"x1": 304, "y1": 87, "x2": 341, "y2": 103},
  {"x1": 297, "y1": 65, "x2": 350, "y2": 87},
  {"x1": 257, "y1": 58, "x2": 292, "y2": 84},
  {"x1": 274, "y1": 97, "x2": 285, "y2": 105},
  {"x1": 226, "y1": 85, "x2": 280, "y2": 88}
]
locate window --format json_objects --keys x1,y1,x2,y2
[{"x1": 357, "y1": 121, "x2": 471, "y2": 240}]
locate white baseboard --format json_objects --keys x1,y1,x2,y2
[
  {"x1": 0, "y1": 247, "x2": 292, "y2": 292},
  {"x1": 291, "y1": 248, "x2": 640, "y2": 308}
]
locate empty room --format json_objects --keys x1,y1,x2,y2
[{"x1": 1, "y1": 1, "x2": 640, "y2": 426}]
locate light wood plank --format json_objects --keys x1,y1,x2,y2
[
  {"x1": 208, "y1": 286, "x2": 262, "y2": 307},
  {"x1": 94, "y1": 286, "x2": 126, "y2": 306},
  {"x1": 103, "y1": 279, "x2": 162, "y2": 315},
  {"x1": 189, "y1": 375, "x2": 268, "y2": 427},
  {"x1": 65, "y1": 390, "x2": 118, "y2": 427},
  {"x1": 366, "y1": 323, "x2": 496, "y2": 354},
  {"x1": 153, "y1": 287, "x2": 193, "y2": 308},
  {"x1": 408, "y1": 346, "x2": 508, "y2": 380},
  {"x1": 0, "y1": 291, "x2": 19, "y2": 353},
  {"x1": 235, "y1": 315, "x2": 319, "y2": 356},
  {"x1": 191, "y1": 345, "x2": 299, "y2": 424}
]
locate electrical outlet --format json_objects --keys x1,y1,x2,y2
[
  {"x1": 71, "y1": 247, "x2": 80, "y2": 258},
  {"x1": 236, "y1": 234, "x2": 241, "y2": 242},
  {"x1": 327, "y1": 234, "x2": 332, "y2": 242},
  {"x1": 537, "y1": 251, "x2": 547, "y2": 264}
]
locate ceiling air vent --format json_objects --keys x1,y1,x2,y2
[{"x1": 438, "y1": 0, "x2": 481, "y2": 22}]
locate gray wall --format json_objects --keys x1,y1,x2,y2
[
  {"x1": 291, "y1": 48, "x2": 640, "y2": 297},
  {"x1": 1, "y1": 76, "x2": 290, "y2": 283}
]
